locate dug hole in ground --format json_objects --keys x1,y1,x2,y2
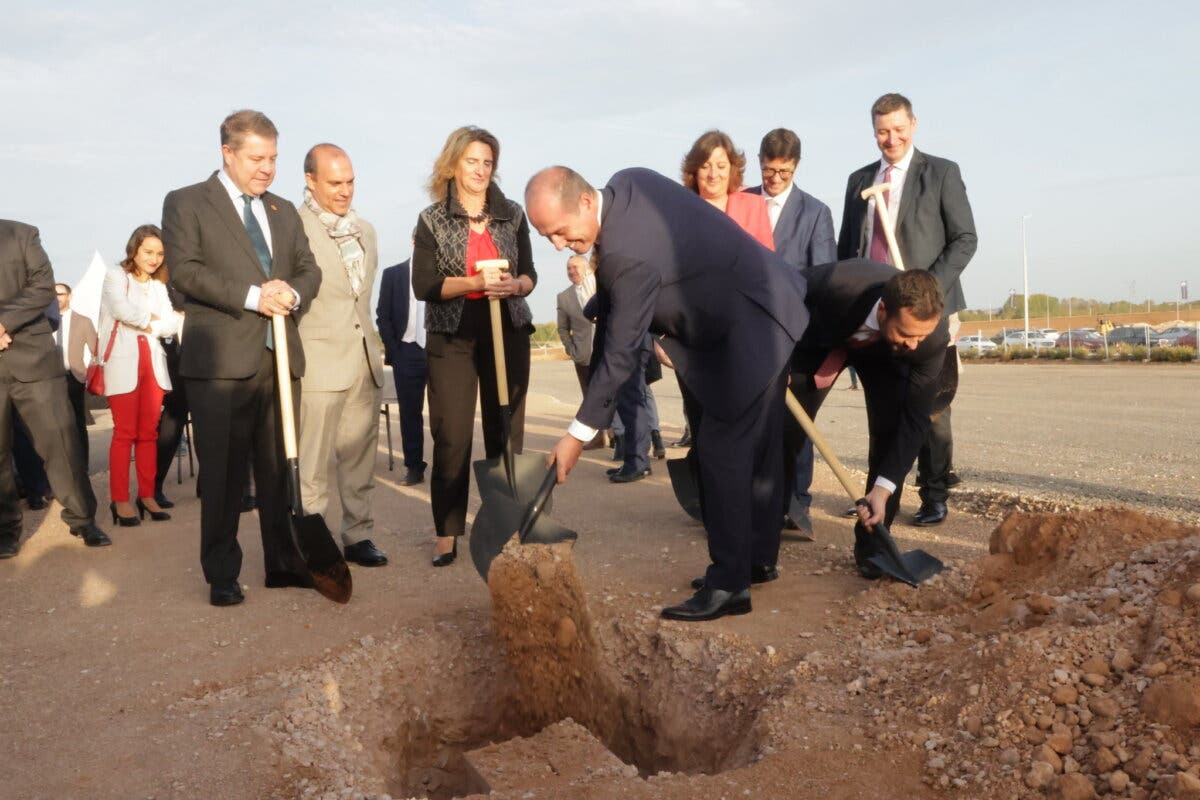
[{"x1": 175, "y1": 506, "x2": 1200, "y2": 800}]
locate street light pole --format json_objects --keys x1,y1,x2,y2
[{"x1": 1022, "y1": 214, "x2": 1032, "y2": 337}]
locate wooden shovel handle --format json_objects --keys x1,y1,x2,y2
[
  {"x1": 859, "y1": 182, "x2": 906, "y2": 271},
  {"x1": 272, "y1": 314, "x2": 299, "y2": 460},
  {"x1": 784, "y1": 389, "x2": 861, "y2": 502},
  {"x1": 489, "y1": 298, "x2": 509, "y2": 407}
]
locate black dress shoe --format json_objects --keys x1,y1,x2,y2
[
  {"x1": 26, "y1": 495, "x2": 48, "y2": 510},
  {"x1": 108, "y1": 501, "x2": 140, "y2": 527},
  {"x1": 154, "y1": 491, "x2": 176, "y2": 509},
  {"x1": 241, "y1": 495, "x2": 257, "y2": 513},
  {"x1": 691, "y1": 564, "x2": 778, "y2": 590},
  {"x1": 136, "y1": 498, "x2": 171, "y2": 522},
  {"x1": 662, "y1": 586, "x2": 752, "y2": 621},
  {"x1": 344, "y1": 539, "x2": 388, "y2": 567},
  {"x1": 651, "y1": 430, "x2": 666, "y2": 460},
  {"x1": 609, "y1": 465, "x2": 651, "y2": 483},
  {"x1": 401, "y1": 466, "x2": 426, "y2": 486},
  {"x1": 432, "y1": 538, "x2": 457, "y2": 567},
  {"x1": 0, "y1": 537, "x2": 19, "y2": 559},
  {"x1": 264, "y1": 570, "x2": 315, "y2": 588},
  {"x1": 71, "y1": 523, "x2": 112, "y2": 547},
  {"x1": 783, "y1": 508, "x2": 814, "y2": 540},
  {"x1": 611, "y1": 434, "x2": 625, "y2": 462},
  {"x1": 210, "y1": 581, "x2": 245, "y2": 606},
  {"x1": 945, "y1": 470, "x2": 962, "y2": 488},
  {"x1": 671, "y1": 426, "x2": 692, "y2": 448},
  {"x1": 913, "y1": 501, "x2": 948, "y2": 527}
]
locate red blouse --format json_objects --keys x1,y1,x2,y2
[
  {"x1": 724, "y1": 191, "x2": 775, "y2": 251},
  {"x1": 465, "y1": 228, "x2": 500, "y2": 300}
]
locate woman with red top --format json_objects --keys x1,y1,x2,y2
[
  {"x1": 681, "y1": 130, "x2": 774, "y2": 250},
  {"x1": 412, "y1": 126, "x2": 537, "y2": 566},
  {"x1": 98, "y1": 224, "x2": 182, "y2": 526}
]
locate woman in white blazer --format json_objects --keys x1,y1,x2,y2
[{"x1": 98, "y1": 224, "x2": 181, "y2": 526}]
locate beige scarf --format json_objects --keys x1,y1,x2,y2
[{"x1": 303, "y1": 188, "x2": 365, "y2": 296}]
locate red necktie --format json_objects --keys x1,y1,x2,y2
[
  {"x1": 868, "y1": 165, "x2": 893, "y2": 264},
  {"x1": 813, "y1": 331, "x2": 883, "y2": 390}
]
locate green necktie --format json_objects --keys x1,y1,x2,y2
[{"x1": 242, "y1": 194, "x2": 274, "y2": 349}]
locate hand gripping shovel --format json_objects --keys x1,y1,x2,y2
[
  {"x1": 470, "y1": 465, "x2": 578, "y2": 581},
  {"x1": 784, "y1": 389, "x2": 943, "y2": 586},
  {"x1": 272, "y1": 314, "x2": 352, "y2": 603},
  {"x1": 471, "y1": 260, "x2": 549, "y2": 505}
]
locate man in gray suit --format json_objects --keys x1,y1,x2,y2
[
  {"x1": 296, "y1": 144, "x2": 387, "y2": 568},
  {"x1": 746, "y1": 128, "x2": 836, "y2": 538},
  {"x1": 837, "y1": 92, "x2": 977, "y2": 527},
  {"x1": 0, "y1": 221, "x2": 109, "y2": 558}
]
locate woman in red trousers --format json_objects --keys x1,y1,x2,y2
[{"x1": 98, "y1": 225, "x2": 181, "y2": 525}]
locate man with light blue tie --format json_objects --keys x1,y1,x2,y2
[
  {"x1": 746, "y1": 128, "x2": 835, "y2": 539},
  {"x1": 163, "y1": 109, "x2": 322, "y2": 607}
]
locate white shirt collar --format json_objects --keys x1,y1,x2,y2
[
  {"x1": 218, "y1": 167, "x2": 258, "y2": 203},
  {"x1": 863, "y1": 298, "x2": 883, "y2": 333},
  {"x1": 878, "y1": 146, "x2": 915, "y2": 175},
  {"x1": 764, "y1": 181, "x2": 794, "y2": 208}
]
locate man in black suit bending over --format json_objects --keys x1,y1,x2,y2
[
  {"x1": 163, "y1": 110, "x2": 322, "y2": 607},
  {"x1": 785, "y1": 261, "x2": 948, "y2": 577},
  {"x1": 526, "y1": 166, "x2": 808, "y2": 622}
]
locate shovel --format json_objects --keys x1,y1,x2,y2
[
  {"x1": 272, "y1": 314, "x2": 353, "y2": 603},
  {"x1": 784, "y1": 389, "x2": 943, "y2": 586},
  {"x1": 469, "y1": 465, "x2": 578, "y2": 580},
  {"x1": 667, "y1": 452, "x2": 702, "y2": 521},
  {"x1": 471, "y1": 260, "x2": 548, "y2": 505}
]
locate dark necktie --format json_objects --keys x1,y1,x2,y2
[
  {"x1": 869, "y1": 165, "x2": 893, "y2": 264},
  {"x1": 241, "y1": 194, "x2": 272, "y2": 275}
]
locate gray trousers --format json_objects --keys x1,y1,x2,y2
[{"x1": 298, "y1": 355, "x2": 381, "y2": 547}]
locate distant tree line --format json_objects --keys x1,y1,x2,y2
[{"x1": 960, "y1": 294, "x2": 1192, "y2": 321}]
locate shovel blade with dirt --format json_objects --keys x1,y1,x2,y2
[
  {"x1": 470, "y1": 466, "x2": 577, "y2": 581},
  {"x1": 666, "y1": 452, "x2": 702, "y2": 521}
]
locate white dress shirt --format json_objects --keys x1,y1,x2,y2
[
  {"x1": 216, "y1": 169, "x2": 299, "y2": 312},
  {"x1": 764, "y1": 182, "x2": 794, "y2": 233},
  {"x1": 863, "y1": 146, "x2": 915, "y2": 262},
  {"x1": 58, "y1": 308, "x2": 72, "y2": 370},
  {"x1": 568, "y1": 193, "x2": 605, "y2": 443},
  {"x1": 401, "y1": 265, "x2": 426, "y2": 348}
]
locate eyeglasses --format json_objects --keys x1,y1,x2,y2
[{"x1": 760, "y1": 168, "x2": 795, "y2": 179}]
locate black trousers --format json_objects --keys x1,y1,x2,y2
[
  {"x1": 616, "y1": 346, "x2": 652, "y2": 472},
  {"x1": 186, "y1": 349, "x2": 306, "y2": 585},
  {"x1": 685, "y1": 368, "x2": 787, "y2": 592},
  {"x1": 0, "y1": 369, "x2": 97, "y2": 537},
  {"x1": 426, "y1": 313, "x2": 530, "y2": 538},
  {"x1": 66, "y1": 374, "x2": 89, "y2": 465},
  {"x1": 155, "y1": 340, "x2": 188, "y2": 496},
  {"x1": 785, "y1": 355, "x2": 907, "y2": 564},
  {"x1": 916, "y1": 406, "x2": 953, "y2": 505},
  {"x1": 392, "y1": 341, "x2": 428, "y2": 471},
  {"x1": 12, "y1": 411, "x2": 50, "y2": 498}
]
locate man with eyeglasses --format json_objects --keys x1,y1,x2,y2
[{"x1": 745, "y1": 128, "x2": 835, "y2": 540}]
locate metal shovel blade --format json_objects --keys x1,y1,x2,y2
[
  {"x1": 469, "y1": 467, "x2": 577, "y2": 581},
  {"x1": 931, "y1": 345, "x2": 960, "y2": 416},
  {"x1": 473, "y1": 453, "x2": 554, "y2": 507},
  {"x1": 289, "y1": 511, "x2": 353, "y2": 603},
  {"x1": 864, "y1": 521, "x2": 945, "y2": 587},
  {"x1": 667, "y1": 453, "x2": 702, "y2": 521}
]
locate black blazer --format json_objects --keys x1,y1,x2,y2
[
  {"x1": 836, "y1": 149, "x2": 976, "y2": 314},
  {"x1": 0, "y1": 220, "x2": 63, "y2": 382},
  {"x1": 794, "y1": 259, "x2": 950, "y2": 485},
  {"x1": 580, "y1": 168, "x2": 807, "y2": 428},
  {"x1": 376, "y1": 259, "x2": 413, "y2": 365},
  {"x1": 163, "y1": 172, "x2": 321, "y2": 380},
  {"x1": 745, "y1": 184, "x2": 836, "y2": 271}
]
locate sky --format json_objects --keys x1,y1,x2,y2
[{"x1": 2, "y1": 1, "x2": 1196, "y2": 324}]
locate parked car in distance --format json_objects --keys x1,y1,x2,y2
[
  {"x1": 1106, "y1": 325, "x2": 1151, "y2": 345},
  {"x1": 957, "y1": 335, "x2": 997, "y2": 353},
  {"x1": 1151, "y1": 326, "x2": 1198, "y2": 347},
  {"x1": 1039, "y1": 328, "x2": 1060, "y2": 341},
  {"x1": 1055, "y1": 330, "x2": 1105, "y2": 351},
  {"x1": 1002, "y1": 330, "x2": 1057, "y2": 349}
]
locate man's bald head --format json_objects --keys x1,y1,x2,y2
[
  {"x1": 525, "y1": 166, "x2": 601, "y2": 254},
  {"x1": 303, "y1": 143, "x2": 355, "y2": 216}
]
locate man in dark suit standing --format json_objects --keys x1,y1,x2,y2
[
  {"x1": 786, "y1": 261, "x2": 948, "y2": 577},
  {"x1": 746, "y1": 128, "x2": 836, "y2": 538},
  {"x1": 0, "y1": 220, "x2": 109, "y2": 559},
  {"x1": 837, "y1": 93, "x2": 976, "y2": 528},
  {"x1": 162, "y1": 110, "x2": 322, "y2": 606},
  {"x1": 526, "y1": 166, "x2": 808, "y2": 622},
  {"x1": 377, "y1": 252, "x2": 428, "y2": 487}
]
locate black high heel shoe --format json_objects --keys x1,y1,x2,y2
[
  {"x1": 109, "y1": 501, "x2": 141, "y2": 527},
  {"x1": 432, "y1": 537, "x2": 457, "y2": 567},
  {"x1": 136, "y1": 498, "x2": 171, "y2": 522}
]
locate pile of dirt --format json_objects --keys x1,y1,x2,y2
[{"x1": 815, "y1": 508, "x2": 1200, "y2": 799}]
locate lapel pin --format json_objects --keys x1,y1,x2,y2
[{"x1": 269, "y1": 203, "x2": 278, "y2": 211}]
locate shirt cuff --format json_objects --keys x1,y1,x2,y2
[
  {"x1": 567, "y1": 418, "x2": 598, "y2": 443},
  {"x1": 289, "y1": 289, "x2": 301, "y2": 310},
  {"x1": 872, "y1": 476, "x2": 897, "y2": 494},
  {"x1": 245, "y1": 285, "x2": 261, "y2": 311}
]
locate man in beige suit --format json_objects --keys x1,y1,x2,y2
[
  {"x1": 56, "y1": 283, "x2": 97, "y2": 463},
  {"x1": 297, "y1": 144, "x2": 387, "y2": 567}
]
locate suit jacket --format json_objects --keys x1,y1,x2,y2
[
  {"x1": 555, "y1": 285, "x2": 593, "y2": 366},
  {"x1": 793, "y1": 259, "x2": 950, "y2": 486},
  {"x1": 297, "y1": 205, "x2": 383, "y2": 391},
  {"x1": 64, "y1": 309, "x2": 97, "y2": 383},
  {"x1": 746, "y1": 184, "x2": 836, "y2": 270},
  {"x1": 0, "y1": 220, "x2": 63, "y2": 382},
  {"x1": 836, "y1": 149, "x2": 976, "y2": 314},
  {"x1": 376, "y1": 259, "x2": 419, "y2": 365},
  {"x1": 580, "y1": 168, "x2": 808, "y2": 428},
  {"x1": 162, "y1": 172, "x2": 321, "y2": 380},
  {"x1": 97, "y1": 267, "x2": 180, "y2": 395}
]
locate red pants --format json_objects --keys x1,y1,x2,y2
[{"x1": 108, "y1": 336, "x2": 166, "y2": 502}]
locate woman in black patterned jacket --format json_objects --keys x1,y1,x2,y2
[{"x1": 412, "y1": 126, "x2": 537, "y2": 567}]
